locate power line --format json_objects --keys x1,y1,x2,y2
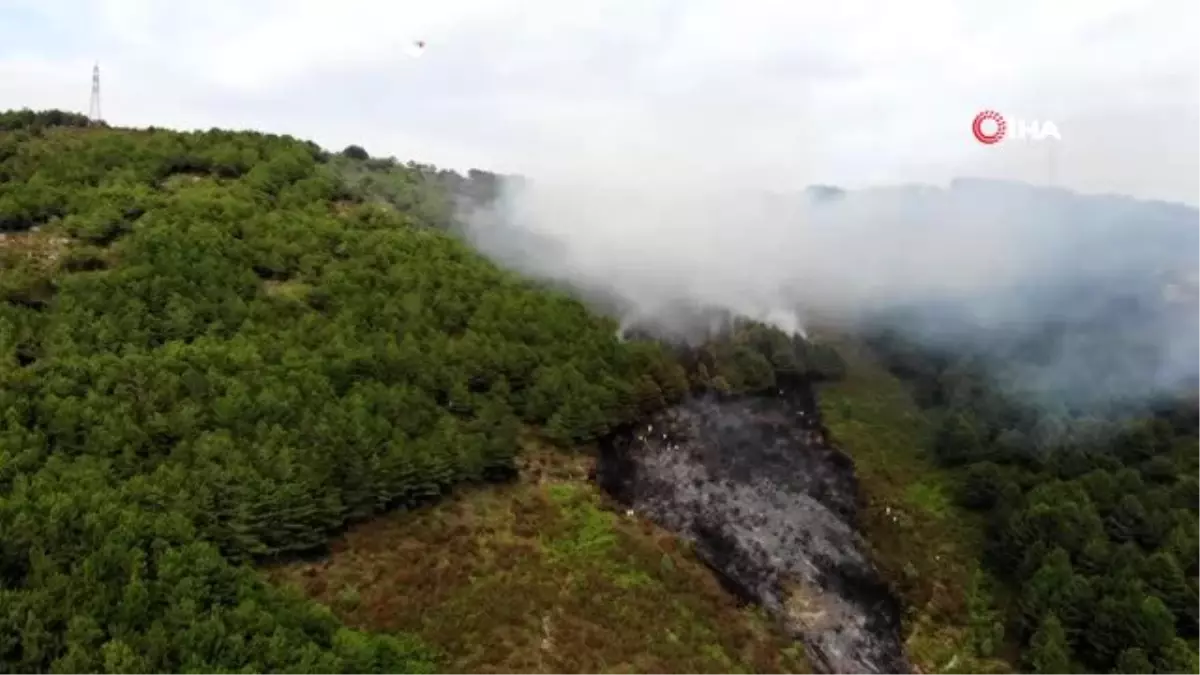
[{"x1": 88, "y1": 62, "x2": 102, "y2": 125}]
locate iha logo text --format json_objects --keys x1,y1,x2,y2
[{"x1": 972, "y1": 110, "x2": 1061, "y2": 144}]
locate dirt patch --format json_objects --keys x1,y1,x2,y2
[{"x1": 0, "y1": 230, "x2": 71, "y2": 268}]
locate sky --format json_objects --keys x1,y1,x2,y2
[{"x1": 0, "y1": 0, "x2": 1197, "y2": 204}]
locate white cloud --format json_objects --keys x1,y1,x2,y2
[{"x1": 1, "y1": 0, "x2": 1196, "y2": 203}]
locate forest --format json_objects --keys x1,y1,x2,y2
[
  {"x1": 2, "y1": 107, "x2": 1196, "y2": 675},
  {"x1": 864, "y1": 319, "x2": 1199, "y2": 673},
  {"x1": 0, "y1": 109, "x2": 843, "y2": 672}
]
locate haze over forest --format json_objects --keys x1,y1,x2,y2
[
  {"x1": 9, "y1": 0, "x2": 1196, "y2": 415},
  {"x1": 460, "y1": 175, "x2": 1199, "y2": 416},
  {"x1": 0, "y1": 1, "x2": 1197, "y2": 674},
  {"x1": 0, "y1": 106, "x2": 1195, "y2": 675}
]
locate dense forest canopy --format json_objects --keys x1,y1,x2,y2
[
  {"x1": 863, "y1": 320, "x2": 1198, "y2": 672},
  {"x1": 0, "y1": 109, "x2": 842, "y2": 672},
  {"x1": 844, "y1": 183, "x2": 1199, "y2": 673}
]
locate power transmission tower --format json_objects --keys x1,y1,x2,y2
[{"x1": 88, "y1": 63, "x2": 102, "y2": 125}]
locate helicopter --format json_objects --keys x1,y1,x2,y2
[{"x1": 405, "y1": 40, "x2": 427, "y2": 58}]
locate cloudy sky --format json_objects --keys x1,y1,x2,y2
[{"x1": 1, "y1": 0, "x2": 1197, "y2": 203}]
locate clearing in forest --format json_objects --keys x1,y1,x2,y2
[{"x1": 267, "y1": 443, "x2": 811, "y2": 674}]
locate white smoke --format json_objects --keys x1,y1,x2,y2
[
  {"x1": 458, "y1": 172, "x2": 1198, "y2": 410},
  {"x1": 441, "y1": 0, "x2": 1198, "y2": 410}
]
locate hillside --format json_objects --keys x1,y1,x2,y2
[
  {"x1": 814, "y1": 333, "x2": 1010, "y2": 674},
  {"x1": 1, "y1": 109, "x2": 1196, "y2": 675},
  {"x1": 269, "y1": 443, "x2": 811, "y2": 673},
  {"x1": 852, "y1": 324, "x2": 1199, "y2": 674},
  {"x1": 0, "y1": 109, "x2": 708, "y2": 672},
  {"x1": 0, "y1": 110, "x2": 855, "y2": 672},
  {"x1": 448, "y1": 158, "x2": 1200, "y2": 671}
]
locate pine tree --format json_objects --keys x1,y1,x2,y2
[
  {"x1": 1141, "y1": 551, "x2": 1198, "y2": 634},
  {"x1": 1019, "y1": 547, "x2": 1074, "y2": 636},
  {"x1": 933, "y1": 413, "x2": 984, "y2": 466},
  {"x1": 633, "y1": 375, "x2": 665, "y2": 415},
  {"x1": 1153, "y1": 637, "x2": 1199, "y2": 674},
  {"x1": 1131, "y1": 595, "x2": 1176, "y2": 655},
  {"x1": 1111, "y1": 647, "x2": 1153, "y2": 674},
  {"x1": 1026, "y1": 613, "x2": 1072, "y2": 674}
]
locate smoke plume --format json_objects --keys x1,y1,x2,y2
[{"x1": 456, "y1": 167, "x2": 1198, "y2": 413}]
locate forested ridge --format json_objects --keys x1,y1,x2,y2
[
  {"x1": 3, "y1": 107, "x2": 1195, "y2": 674},
  {"x1": 0, "y1": 109, "x2": 848, "y2": 672},
  {"x1": 0, "y1": 109, "x2": 684, "y2": 672},
  {"x1": 865, "y1": 324, "x2": 1199, "y2": 673}
]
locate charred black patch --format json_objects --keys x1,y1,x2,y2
[{"x1": 595, "y1": 388, "x2": 909, "y2": 674}]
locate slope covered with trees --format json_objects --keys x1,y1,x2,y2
[
  {"x1": 7, "y1": 107, "x2": 1190, "y2": 675},
  {"x1": 864, "y1": 325, "x2": 1199, "y2": 673},
  {"x1": 0, "y1": 109, "x2": 708, "y2": 672}
]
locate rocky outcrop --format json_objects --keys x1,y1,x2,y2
[{"x1": 595, "y1": 388, "x2": 909, "y2": 674}]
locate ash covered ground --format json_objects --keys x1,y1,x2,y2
[{"x1": 596, "y1": 385, "x2": 909, "y2": 674}]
